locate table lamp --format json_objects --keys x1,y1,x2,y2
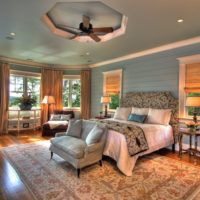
[
  {"x1": 101, "y1": 96, "x2": 111, "y2": 117},
  {"x1": 41, "y1": 96, "x2": 55, "y2": 120},
  {"x1": 186, "y1": 96, "x2": 200, "y2": 123}
]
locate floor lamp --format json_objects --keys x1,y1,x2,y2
[{"x1": 41, "y1": 96, "x2": 55, "y2": 121}]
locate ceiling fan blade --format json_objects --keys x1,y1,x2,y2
[
  {"x1": 88, "y1": 33, "x2": 101, "y2": 42},
  {"x1": 92, "y1": 27, "x2": 113, "y2": 33},
  {"x1": 57, "y1": 24, "x2": 80, "y2": 31},
  {"x1": 70, "y1": 32, "x2": 82, "y2": 40}
]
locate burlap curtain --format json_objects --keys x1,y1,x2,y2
[
  {"x1": 40, "y1": 69, "x2": 63, "y2": 124},
  {"x1": 80, "y1": 70, "x2": 91, "y2": 119},
  {"x1": 0, "y1": 63, "x2": 10, "y2": 135}
]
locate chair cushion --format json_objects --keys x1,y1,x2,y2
[
  {"x1": 66, "y1": 120, "x2": 82, "y2": 138},
  {"x1": 50, "y1": 136, "x2": 86, "y2": 159},
  {"x1": 86, "y1": 125, "x2": 104, "y2": 145}
]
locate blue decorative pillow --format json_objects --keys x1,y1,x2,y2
[{"x1": 128, "y1": 114, "x2": 147, "y2": 123}]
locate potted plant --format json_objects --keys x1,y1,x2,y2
[
  {"x1": 13, "y1": 94, "x2": 37, "y2": 110},
  {"x1": 99, "y1": 111, "x2": 103, "y2": 117},
  {"x1": 186, "y1": 121, "x2": 199, "y2": 132}
]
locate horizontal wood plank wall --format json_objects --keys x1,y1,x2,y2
[{"x1": 91, "y1": 43, "x2": 200, "y2": 118}]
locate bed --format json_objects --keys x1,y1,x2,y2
[{"x1": 102, "y1": 92, "x2": 178, "y2": 176}]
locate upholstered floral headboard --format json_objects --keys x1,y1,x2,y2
[{"x1": 120, "y1": 92, "x2": 179, "y2": 141}]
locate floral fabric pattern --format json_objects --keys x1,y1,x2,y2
[
  {"x1": 1, "y1": 141, "x2": 200, "y2": 200},
  {"x1": 120, "y1": 92, "x2": 179, "y2": 141}
]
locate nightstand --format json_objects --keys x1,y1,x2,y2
[
  {"x1": 95, "y1": 116, "x2": 111, "y2": 119},
  {"x1": 178, "y1": 128, "x2": 200, "y2": 165}
]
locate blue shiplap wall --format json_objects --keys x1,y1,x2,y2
[{"x1": 91, "y1": 43, "x2": 200, "y2": 117}]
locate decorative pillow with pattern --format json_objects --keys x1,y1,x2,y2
[
  {"x1": 50, "y1": 114, "x2": 61, "y2": 121},
  {"x1": 60, "y1": 114, "x2": 71, "y2": 121}
]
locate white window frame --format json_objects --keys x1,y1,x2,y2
[
  {"x1": 178, "y1": 54, "x2": 200, "y2": 119},
  {"x1": 63, "y1": 75, "x2": 80, "y2": 110},
  {"x1": 102, "y1": 69, "x2": 123, "y2": 112},
  {"x1": 10, "y1": 70, "x2": 41, "y2": 108}
]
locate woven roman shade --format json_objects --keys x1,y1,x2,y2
[
  {"x1": 105, "y1": 75, "x2": 120, "y2": 95},
  {"x1": 185, "y1": 63, "x2": 200, "y2": 93}
]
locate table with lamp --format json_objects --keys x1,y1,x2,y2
[
  {"x1": 178, "y1": 96, "x2": 200, "y2": 165},
  {"x1": 95, "y1": 96, "x2": 111, "y2": 119}
]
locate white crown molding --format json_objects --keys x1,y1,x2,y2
[
  {"x1": 89, "y1": 36, "x2": 200, "y2": 68},
  {"x1": 177, "y1": 54, "x2": 200, "y2": 64},
  {"x1": 0, "y1": 56, "x2": 89, "y2": 70}
]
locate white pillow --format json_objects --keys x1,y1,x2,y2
[
  {"x1": 146, "y1": 108, "x2": 171, "y2": 125},
  {"x1": 131, "y1": 107, "x2": 149, "y2": 115},
  {"x1": 114, "y1": 107, "x2": 131, "y2": 121},
  {"x1": 86, "y1": 125, "x2": 104, "y2": 145}
]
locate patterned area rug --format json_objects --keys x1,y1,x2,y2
[{"x1": 1, "y1": 141, "x2": 200, "y2": 200}]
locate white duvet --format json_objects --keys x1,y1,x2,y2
[{"x1": 103, "y1": 119, "x2": 174, "y2": 176}]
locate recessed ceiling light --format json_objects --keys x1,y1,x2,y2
[
  {"x1": 86, "y1": 52, "x2": 90, "y2": 56},
  {"x1": 10, "y1": 32, "x2": 16, "y2": 36},
  {"x1": 177, "y1": 19, "x2": 184, "y2": 23}
]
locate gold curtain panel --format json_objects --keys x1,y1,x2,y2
[
  {"x1": 80, "y1": 70, "x2": 91, "y2": 119},
  {"x1": 105, "y1": 75, "x2": 120, "y2": 95},
  {"x1": 185, "y1": 63, "x2": 200, "y2": 92},
  {"x1": 40, "y1": 69, "x2": 63, "y2": 124},
  {"x1": 0, "y1": 63, "x2": 10, "y2": 134}
]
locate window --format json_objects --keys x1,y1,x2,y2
[
  {"x1": 178, "y1": 56, "x2": 200, "y2": 118},
  {"x1": 63, "y1": 77, "x2": 80, "y2": 109},
  {"x1": 103, "y1": 69, "x2": 122, "y2": 110},
  {"x1": 9, "y1": 74, "x2": 41, "y2": 108}
]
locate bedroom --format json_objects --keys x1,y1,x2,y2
[{"x1": 1, "y1": 0, "x2": 200, "y2": 199}]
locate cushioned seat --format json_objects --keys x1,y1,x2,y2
[
  {"x1": 50, "y1": 136, "x2": 86, "y2": 159},
  {"x1": 49, "y1": 120, "x2": 107, "y2": 177}
]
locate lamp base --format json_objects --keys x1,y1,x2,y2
[
  {"x1": 193, "y1": 108, "x2": 197, "y2": 123},
  {"x1": 104, "y1": 104, "x2": 108, "y2": 117}
]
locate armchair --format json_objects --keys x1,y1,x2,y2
[{"x1": 49, "y1": 120, "x2": 107, "y2": 177}]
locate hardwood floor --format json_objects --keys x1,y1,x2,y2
[
  {"x1": 0, "y1": 130, "x2": 51, "y2": 200},
  {"x1": 0, "y1": 131, "x2": 200, "y2": 200}
]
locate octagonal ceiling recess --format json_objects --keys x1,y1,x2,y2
[{"x1": 41, "y1": 1, "x2": 128, "y2": 43}]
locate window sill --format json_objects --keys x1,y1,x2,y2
[{"x1": 63, "y1": 107, "x2": 80, "y2": 112}]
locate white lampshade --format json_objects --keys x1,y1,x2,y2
[
  {"x1": 186, "y1": 96, "x2": 200, "y2": 107},
  {"x1": 41, "y1": 96, "x2": 55, "y2": 104},
  {"x1": 101, "y1": 96, "x2": 111, "y2": 104}
]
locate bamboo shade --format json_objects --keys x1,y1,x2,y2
[
  {"x1": 105, "y1": 75, "x2": 120, "y2": 95},
  {"x1": 185, "y1": 63, "x2": 200, "y2": 92}
]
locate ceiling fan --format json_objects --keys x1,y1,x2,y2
[{"x1": 58, "y1": 15, "x2": 113, "y2": 42}]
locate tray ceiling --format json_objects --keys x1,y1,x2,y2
[{"x1": 0, "y1": 0, "x2": 200, "y2": 66}]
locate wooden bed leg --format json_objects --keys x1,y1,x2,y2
[
  {"x1": 172, "y1": 143, "x2": 175, "y2": 153},
  {"x1": 77, "y1": 169, "x2": 80, "y2": 178},
  {"x1": 99, "y1": 160, "x2": 102, "y2": 167}
]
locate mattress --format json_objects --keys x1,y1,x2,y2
[{"x1": 103, "y1": 118, "x2": 174, "y2": 176}]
